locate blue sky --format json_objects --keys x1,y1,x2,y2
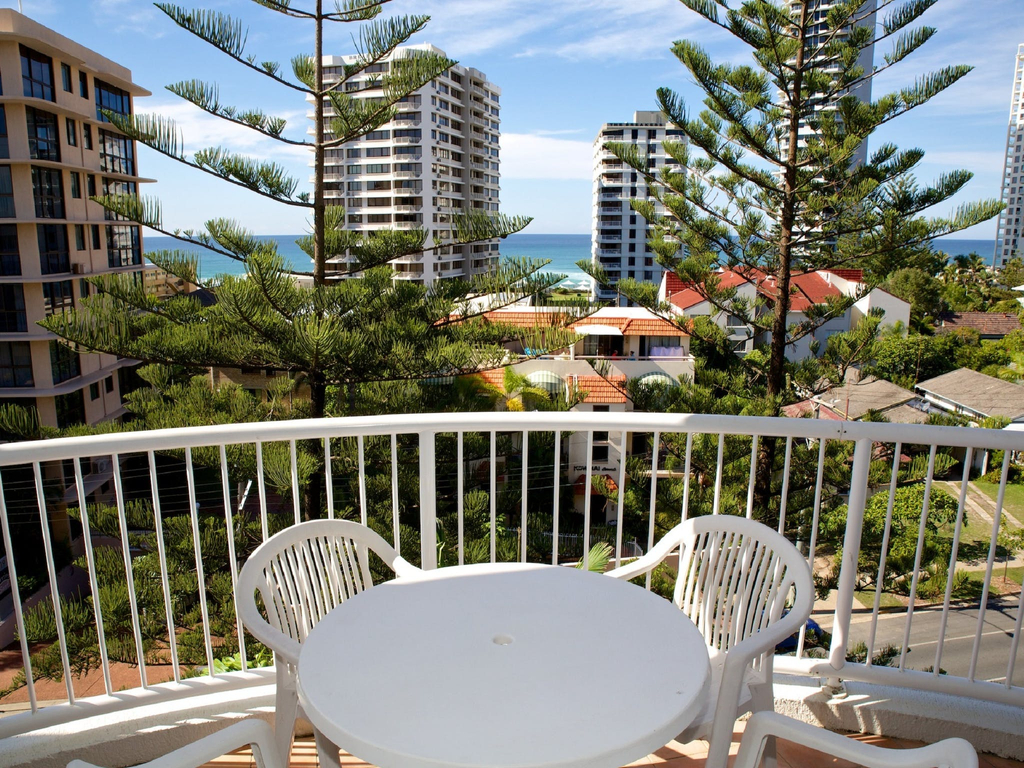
[{"x1": 6, "y1": 0, "x2": 1021, "y2": 238}]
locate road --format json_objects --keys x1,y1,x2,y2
[{"x1": 843, "y1": 596, "x2": 1024, "y2": 686}]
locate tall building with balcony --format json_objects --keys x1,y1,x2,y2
[
  {"x1": 995, "y1": 43, "x2": 1024, "y2": 267},
  {"x1": 317, "y1": 44, "x2": 502, "y2": 284},
  {"x1": 0, "y1": 10, "x2": 150, "y2": 428},
  {"x1": 590, "y1": 111, "x2": 685, "y2": 305}
]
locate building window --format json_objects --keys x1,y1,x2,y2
[
  {"x1": 105, "y1": 375, "x2": 114, "y2": 393},
  {"x1": 79, "y1": 277, "x2": 89, "y2": 297},
  {"x1": 106, "y1": 224, "x2": 140, "y2": 267},
  {"x1": 0, "y1": 342, "x2": 33, "y2": 387},
  {"x1": 49, "y1": 340, "x2": 80, "y2": 384},
  {"x1": 21, "y1": 45, "x2": 54, "y2": 101},
  {"x1": 61, "y1": 63, "x2": 72, "y2": 92},
  {"x1": 0, "y1": 225, "x2": 19, "y2": 276},
  {"x1": 87, "y1": 174, "x2": 97, "y2": 196},
  {"x1": 101, "y1": 178, "x2": 137, "y2": 219},
  {"x1": 31, "y1": 166, "x2": 64, "y2": 218},
  {"x1": 66, "y1": 117, "x2": 77, "y2": 147},
  {"x1": 26, "y1": 107, "x2": 61, "y2": 162},
  {"x1": 79, "y1": 71, "x2": 88, "y2": 99},
  {"x1": 0, "y1": 107, "x2": 8, "y2": 159},
  {"x1": 0, "y1": 167, "x2": 11, "y2": 219},
  {"x1": 37, "y1": 224, "x2": 70, "y2": 274},
  {"x1": 0, "y1": 285, "x2": 27, "y2": 332},
  {"x1": 95, "y1": 79, "x2": 131, "y2": 122},
  {"x1": 89, "y1": 382, "x2": 100, "y2": 400},
  {"x1": 70, "y1": 171, "x2": 81, "y2": 199},
  {"x1": 74, "y1": 224, "x2": 85, "y2": 250},
  {"x1": 55, "y1": 390, "x2": 85, "y2": 428},
  {"x1": 98, "y1": 129, "x2": 135, "y2": 175},
  {"x1": 83, "y1": 124, "x2": 93, "y2": 150},
  {"x1": 43, "y1": 280, "x2": 74, "y2": 315}
]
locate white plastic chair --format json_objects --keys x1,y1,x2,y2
[
  {"x1": 735, "y1": 711, "x2": 978, "y2": 768},
  {"x1": 237, "y1": 519, "x2": 420, "y2": 765},
  {"x1": 66, "y1": 719, "x2": 283, "y2": 768},
  {"x1": 607, "y1": 514, "x2": 814, "y2": 768}
]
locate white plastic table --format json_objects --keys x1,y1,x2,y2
[{"x1": 296, "y1": 561, "x2": 710, "y2": 768}]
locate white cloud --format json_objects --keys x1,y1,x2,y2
[{"x1": 501, "y1": 133, "x2": 593, "y2": 180}]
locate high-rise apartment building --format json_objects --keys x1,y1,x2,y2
[
  {"x1": 784, "y1": 1, "x2": 876, "y2": 169},
  {"x1": 590, "y1": 111, "x2": 685, "y2": 304},
  {"x1": 995, "y1": 44, "x2": 1024, "y2": 267},
  {"x1": 0, "y1": 10, "x2": 149, "y2": 428},
  {"x1": 318, "y1": 44, "x2": 502, "y2": 284}
]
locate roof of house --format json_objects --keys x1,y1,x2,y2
[
  {"x1": 574, "y1": 374, "x2": 629, "y2": 404},
  {"x1": 782, "y1": 377, "x2": 921, "y2": 421},
  {"x1": 665, "y1": 268, "x2": 845, "y2": 313},
  {"x1": 936, "y1": 312, "x2": 1022, "y2": 337},
  {"x1": 482, "y1": 308, "x2": 687, "y2": 337},
  {"x1": 916, "y1": 368, "x2": 1024, "y2": 420},
  {"x1": 829, "y1": 269, "x2": 864, "y2": 282}
]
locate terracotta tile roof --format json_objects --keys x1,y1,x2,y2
[
  {"x1": 667, "y1": 269, "x2": 755, "y2": 310},
  {"x1": 664, "y1": 271, "x2": 688, "y2": 295},
  {"x1": 482, "y1": 311, "x2": 564, "y2": 327},
  {"x1": 936, "y1": 312, "x2": 1022, "y2": 338},
  {"x1": 666, "y1": 267, "x2": 847, "y2": 313},
  {"x1": 574, "y1": 374, "x2": 628, "y2": 404},
  {"x1": 621, "y1": 317, "x2": 687, "y2": 337},
  {"x1": 474, "y1": 368, "x2": 506, "y2": 390},
  {"x1": 483, "y1": 311, "x2": 687, "y2": 337}
]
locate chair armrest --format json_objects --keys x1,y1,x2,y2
[
  {"x1": 735, "y1": 712, "x2": 978, "y2": 768},
  {"x1": 393, "y1": 556, "x2": 421, "y2": 579},
  {"x1": 67, "y1": 719, "x2": 285, "y2": 768},
  {"x1": 606, "y1": 526, "x2": 686, "y2": 581}
]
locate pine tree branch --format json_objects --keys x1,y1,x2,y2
[{"x1": 166, "y1": 80, "x2": 312, "y2": 146}]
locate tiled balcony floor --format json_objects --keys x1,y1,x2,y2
[{"x1": 203, "y1": 720, "x2": 1024, "y2": 768}]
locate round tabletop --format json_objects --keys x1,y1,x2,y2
[{"x1": 296, "y1": 562, "x2": 710, "y2": 768}]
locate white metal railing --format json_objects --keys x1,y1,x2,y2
[{"x1": 0, "y1": 412, "x2": 1022, "y2": 740}]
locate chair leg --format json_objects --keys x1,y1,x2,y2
[
  {"x1": 314, "y1": 728, "x2": 342, "y2": 768},
  {"x1": 750, "y1": 682, "x2": 776, "y2": 768},
  {"x1": 274, "y1": 669, "x2": 299, "y2": 766}
]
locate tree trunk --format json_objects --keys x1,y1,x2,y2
[{"x1": 754, "y1": 0, "x2": 809, "y2": 520}]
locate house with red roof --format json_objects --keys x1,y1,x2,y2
[{"x1": 659, "y1": 267, "x2": 910, "y2": 359}]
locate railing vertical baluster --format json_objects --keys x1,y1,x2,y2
[
  {"x1": 185, "y1": 448, "x2": 216, "y2": 674},
  {"x1": 795, "y1": 438, "x2": 826, "y2": 659},
  {"x1": 490, "y1": 431, "x2": 497, "y2": 563},
  {"x1": 969, "y1": 450, "x2": 1010, "y2": 681},
  {"x1": 31, "y1": 462, "x2": 74, "y2": 703},
  {"x1": 712, "y1": 433, "x2": 724, "y2": 516},
  {"x1": 419, "y1": 430, "x2": 438, "y2": 570},
  {"x1": 934, "y1": 447, "x2": 974, "y2": 675},
  {"x1": 111, "y1": 455, "x2": 148, "y2": 687},
  {"x1": 521, "y1": 430, "x2": 529, "y2": 563},
  {"x1": 324, "y1": 437, "x2": 334, "y2": 519},
  {"x1": 778, "y1": 436, "x2": 793, "y2": 534},
  {"x1": 73, "y1": 457, "x2": 111, "y2": 694},
  {"x1": 552, "y1": 431, "x2": 560, "y2": 566},
  {"x1": 1005, "y1": 579, "x2": 1024, "y2": 687},
  {"x1": 391, "y1": 434, "x2": 400, "y2": 553},
  {"x1": 458, "y1": 431, "x2": 465, "y2": 566},
  {"x1": 147, "y1": 450, "x2": 180, "y2": 681},
  {"x1": 255, "y1": 441, "x2": 269, "y2": 541},
  {"x1": 219, "y1": 445, "x2": 246, "y2": 672},
  {"x1": 358, "y1": 435, "x2": 368, "y2": 526},
  {"x1": 746, "y1": 435, "x2": 758, "y2": 519},
  {"x1": 681, "y1": 432, "x2": 693, "y2": 522},
  {"x1": 867, "y1": 441, "x2": 902, "y2": 665},
  {"x1": 899, "y1": 444, "x2": 938, "y2": 671},
  {"x1": 289, "y1": 439, "x2": 301, "y2": 525},
  {"x1": 828, "y1": 437, "x2": 871, "y2": 675},
  {"x1": 0, "y1": 467, "x2": 37, "y2": 711},
  {"x1": 583, "y1": 431, "x2": 594, "y2": 565},
  {"x1": 614, "y1": 430, "x2": 628, "y2": 569},
  {"x1": 646, "y1": 432, "x2": 661, "y2": 590}
]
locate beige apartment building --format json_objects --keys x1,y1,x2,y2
[{"x1": 0, "y1": 10, "x2": 150, "y2": 428}]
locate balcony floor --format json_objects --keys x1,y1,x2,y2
[{"x1": 203, "y1": 721, "x2": 1024, "y2": 768}]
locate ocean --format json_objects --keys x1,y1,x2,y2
[{"x1": 143, "y1": 233, "x2": 997, "y2": 285}]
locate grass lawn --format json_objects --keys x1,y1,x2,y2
[
  {"x1": 973, "y1": 480, "x2": 1024, "y2": 525},
  {"x1": 853, "y1": 586, "x2": 904, "y2": 610},
  {"x1": 966, "y1": 565, "x2": 1023, "y2": 591}
]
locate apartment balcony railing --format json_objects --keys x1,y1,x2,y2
[{"x1": 0, "y1": 413, "x2": 1022, "y2": 763}]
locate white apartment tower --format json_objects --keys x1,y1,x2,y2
[
  {"x1": 319, "y1": 45, "x2": 502, "y2": 284},
  {"x1": 591, "y1": 111, "x2": 685, "y2": 304},
  {"x1": 995, "y1": 44, "x2": 1024, "y2": 267}
]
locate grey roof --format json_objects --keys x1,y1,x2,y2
[
  {"x1": 815, "y1": 377, "x2": 917, "y2": 420},
  {"x1": 916, "y1": 368, "x2": 1024, "y2": 420}
]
